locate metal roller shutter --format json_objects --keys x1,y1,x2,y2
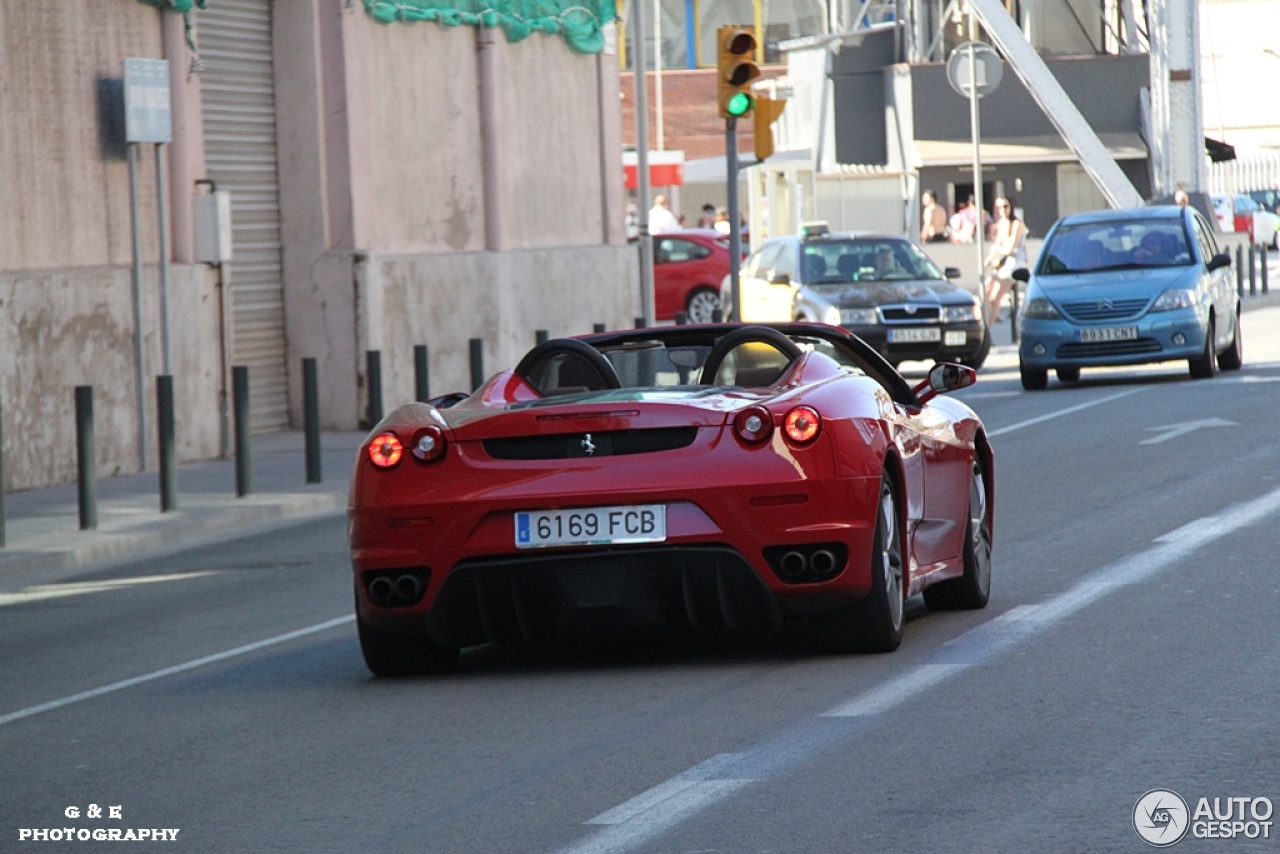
[{"x1": 198, "y1": 0, "x2": 288, "y2": 431}]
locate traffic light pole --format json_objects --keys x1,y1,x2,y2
[{"x1": 727, "y1": 117, "x2": 743, "y2": 322}]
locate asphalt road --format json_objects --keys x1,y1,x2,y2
[{"x1": 4, "y1": 308, "x2": 1280, "y2": 852}]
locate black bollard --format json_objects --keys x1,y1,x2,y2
[
  {"x1": 470, "y1": 339, "x2": 485, "y2": 391},
  {"x1": 366, "y1": 350, "x2": 384, "y2": 426},
  {"x1": 535, "y1": 329, "x2": 549, "y2": 346},
  {"x1": 157, "y1": 375, "x2": 177, "y2": 512},
  {"x1": 593, "y1": 323, "x2": 606, "y2": 333},
  {"x1": 635, "y1": 317, "x2": 646, "y2": 329},
  {"x1": 75, "y1": 386, "x2": 97, "y2": 530},
  {"x1": 1010, "y1": 284, "x2": 1022, "y2": 344},
  {"x1": 414, "y1": 345, "x2": 430, "y2": 402},
  {"x1": 303, "y1": 358, "x2": 322, "y2": 484},
  {"x1": 675, "y1": 312, "x2": 688, "y2": 325},
  {"x1": 1249, "y1": 244, "x2": 1257, "y2": 296},
  {"x1": 1262, "y1": 244, "x2": 1270, "y2": 295},
  {"x1": 712, "y1": 309, "x2": 723, "y2": 322},
  {"x1": 1236, "y1": 245, "x2": 1245, "y2": 297},
  {"x1": 233, "y1": 366, "x2": 251, "y2": 497}
]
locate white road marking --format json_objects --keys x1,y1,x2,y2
[
  {"x1": 987, "y1": 388, "x2": 1146, "y2": 437},
  {"x1": 1140, "y1": 418, "x2": 1238, "y2": 445},
  {"x1": 0, "y1": 571, "x2": 220, "y2": 607},
  {"x1": 559, "y1": 482, "x2": 1280, "y2": 853},
  {"x1": 0, "y1": 615, "x2": 353, "y2": 728}
]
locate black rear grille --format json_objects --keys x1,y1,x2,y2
[
  {"x1": 881, "y1": 304, "x2": 941, "y2": 323},
  {"x1": 1056, "y1": 339, "x2": 1162, "y2": 359},
  {"x1": 1060, "y1": 298, "x2": 1148, "y2": 322},
  {"x1": 483, "y1": 427, "x2": 699, "y2": 460}
]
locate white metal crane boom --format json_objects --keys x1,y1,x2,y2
[{"x1": 966, "y1": 0, "x2": 1145, "y2": 209}]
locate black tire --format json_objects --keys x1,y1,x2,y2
[
  {"x1": 356, "y1": 590, "x2": 459, "y2": 677},
  {"x1": 922, "y1": 456, "x2": 992, "y2": 611},
  {"x1": 1020, "y1": 364, "x2": 1048, "y2": 390},
  {"x1": 685, "y1": 287, "x2": 720, "y2": 324},
  {"x1": 1218, "y1": 312, "x2": 1243, "y2": 371},
  {"x1": 809, "y1": 474, "x2": 905, "y2": 654},
  {"x1": 1055, "y1": 366, "x2": 1081, "y2": 383},
  {"x1": 1189, "y1": 317, "x2": 1218, "y2": 379}
]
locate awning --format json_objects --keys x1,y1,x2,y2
[
  {"x1": 1205, "y1": 137, "x2": 1236, "y2": 163},
  {"x1": 910, "y1": 132, "x2": 1148, "y2": 168},
  {"x1": 622, "y1": 150, "x2": 685, "y2": 189}
]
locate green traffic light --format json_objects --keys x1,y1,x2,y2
[{"x1": 726, "y1": 92, "x2": 752, "y2": 117}]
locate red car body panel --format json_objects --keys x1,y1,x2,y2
[{"x1": 348, "y1": 323, "x2": 992, "y2": 655}]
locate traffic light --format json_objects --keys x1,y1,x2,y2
[
  {"x1": 753, "y1": 96, "x2": 785, "y2": 160},
  {"x1": 717, "y1": 26, "x2": 759, "y2": 119}
]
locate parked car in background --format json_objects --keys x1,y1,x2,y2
[
  {"x1": 652, "y1": 230, "x2": 732, "y2": 323},
  {"x1": 1245, "y1": 188, "x2": 1280, "y2": 215},
  {"x1": 1014, "y1": 204, "x2": 1242, "y2": 390},
  {"x1": 724, "y1": 223, "x2": 989, "y2": 369},
  {"x1": 1209, "y1": 193, "x2": 1280, "y2": 247}
]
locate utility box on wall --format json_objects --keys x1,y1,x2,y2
[{"x1": 194, "y1": 190, "x2": 233, "y2": 263}]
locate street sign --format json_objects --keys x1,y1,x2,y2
[
  {"x1": 947, "y1": 42, "x2": 1003, "y2": 99},
  {"x1": 124, "y1": 58, "x2": 172, "y2": 144}
]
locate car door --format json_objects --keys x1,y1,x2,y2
[
  {"x1": 1191, "y1": 213, "x2": 1237, "y2": 347},
  {"x1": 879, "y1": 393, "x2": 970, "y2": 575},
  {"x1": 738, "y1": 241, "x2": 797, "y2": 322}
]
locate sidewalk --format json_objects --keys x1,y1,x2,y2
[{"x1": 0, "y1": 431, "x2": 367, "y2": 587}]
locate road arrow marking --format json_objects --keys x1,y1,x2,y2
[{"x1": 1141, "y1": 418, "x2": 1238, "y2": 445}]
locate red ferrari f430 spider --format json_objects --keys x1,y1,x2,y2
[{"x1": 348, "y1": 323, "x2": 994, "y2": 675}]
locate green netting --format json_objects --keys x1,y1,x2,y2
[
  {"x1": 139, "y1": 0, "x2": 204, "y2": 10},
  {"x1": 362, "y1": 0, "x2": 616, "y2": 54},
  {"x1": 137, "y1": 0, "x2": 206, "y2": 55}
]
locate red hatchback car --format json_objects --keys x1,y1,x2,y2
[{"x1": 653, "y1": 229, "x2": 732, "y2": 322}]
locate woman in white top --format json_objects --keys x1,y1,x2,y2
[{"x1": 983, "y1": 196, "x2": 1028, "y2": 322}]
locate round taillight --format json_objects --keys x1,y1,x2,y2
[
  {"x1": 368, "y1": 432, "x2": 404, "y2": 468},
  {"x1": 783, "y1": 406, "x2": 821, "y2": 444},
  {"x1": 410, "y1": 425, "x2": 447, "y2": 462},
  {"x1": 733, "y1": 406, "x2": 774, "y2": 444}
]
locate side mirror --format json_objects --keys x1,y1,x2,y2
[
  {"x1": 1011, "y1": 267, "x2": 1031, "y2": 283},
  {"x1": 944, "y1": 266, "x2": 962, "y2": 280},
  {"x1": 1207, "y1": 252, "x2": 1232, "y2": 272},
  {"x1": 911, "y1": 363, "x2": 976, "y2": 403},
  {"x1": 767, "y1": 271, "x2": 792, "y2": 285}
]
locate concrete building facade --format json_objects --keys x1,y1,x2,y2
[{"x1": 1, "y1": 1, "x2": 633, "y2": 491}]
